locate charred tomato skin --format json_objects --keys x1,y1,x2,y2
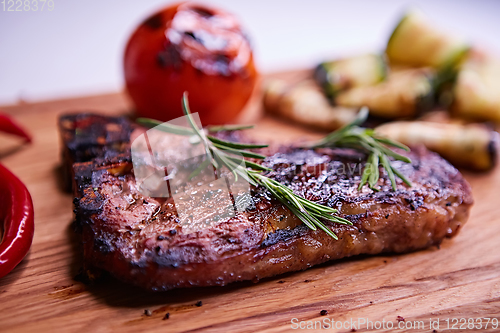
[{"x1": 124, "y1": 3, "x2": 258, "y2": 125}]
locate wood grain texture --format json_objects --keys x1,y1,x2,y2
[{"x1": 1, "y1": 70, "x2": 500, "y2": 333}]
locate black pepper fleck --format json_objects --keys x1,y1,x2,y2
[
  {"x1": 157, "y1": 235, "x2": 165, "y2": 240},
  {"x1": 195, "y1": 300, "x2": 203, "y2": 307},
  {"x1": 169, "y1": 229, "x2": 177, "y2": 235},
  {"x1": 320, "y1": 310, "x2": 328, "y2": 316},
  {"x1": 163, "y1": 312, "x2": 170, "y2": 320},
  {"x1": 397, "y1": 315, "x2": 405, "y2": 322},
  {"x1": 144, "y1": 309, "x2": 152, "y2": 316}
]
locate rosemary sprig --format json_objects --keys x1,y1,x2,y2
[
  {"x1": 306, "y1": 107, "x2": 412, "y2": 190},
  {"x1": 206, "y1": 124, "x2": 255, "y2": 132},
  {"x1": 137, "y1": 97, "x2": 412, "y2": 238},
  {"x1": 137, "y1": 93, "x2": 352, "y2": 240}
]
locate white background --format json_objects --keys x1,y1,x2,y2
[{"x1": 1, "y1": 0, "x2": 499, "y2": 105}]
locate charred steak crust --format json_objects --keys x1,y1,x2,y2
[
  {"x1": 59, "y1": 113, "x2": 248, "y2": 192},
  {"x1": 72, "y1": 142, "x2": 473, "y2": 291},
  {"x1": 59, "y1": 113, "x2": 136, "y2": 191}
]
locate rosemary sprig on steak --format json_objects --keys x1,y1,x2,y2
[
  {"x1": 306, "y1": 107, "x2": 412, "y2": 190},
  {"x1": 137, "y1": 94, "x2": 411, "y2": 239}
]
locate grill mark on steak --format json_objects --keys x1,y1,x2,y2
[{"x1": 72, "y1": 142, "x2": 473, "y2": 291}]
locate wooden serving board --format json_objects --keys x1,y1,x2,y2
[{"x1": 1, "y1": 70, "x2": 500, "y2": 333}]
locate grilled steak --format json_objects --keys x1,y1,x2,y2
[{"x1": 72, "y1": 133, "x2": 473, "y2": 290}]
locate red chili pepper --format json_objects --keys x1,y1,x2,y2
[
  {"x1": 0, "y1": 112, "x2": 32, "y2": 143},
  {"x1": 0, "y1": 163, "x2": 34, "y2": 278}
]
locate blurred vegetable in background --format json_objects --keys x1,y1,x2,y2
[
  {"x1": 314, "y1": 54, "x2": 387, "y2": 99},
  {"x1": 376, "y1": 121, "x2": 498, "y2": 171},
  {"x1": 386, "y1": 10, "x2": 468, "y2": 69},
  {"x1": 124, "y1": 2, "x2": 258, "y2": 125},
  {"x1": 0, "y1": 112, "x2": 32, "y2": 143}
]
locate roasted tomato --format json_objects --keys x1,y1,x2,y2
[{"x1": 124, "y1": 3, "x2": 258, "y2": 125}]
